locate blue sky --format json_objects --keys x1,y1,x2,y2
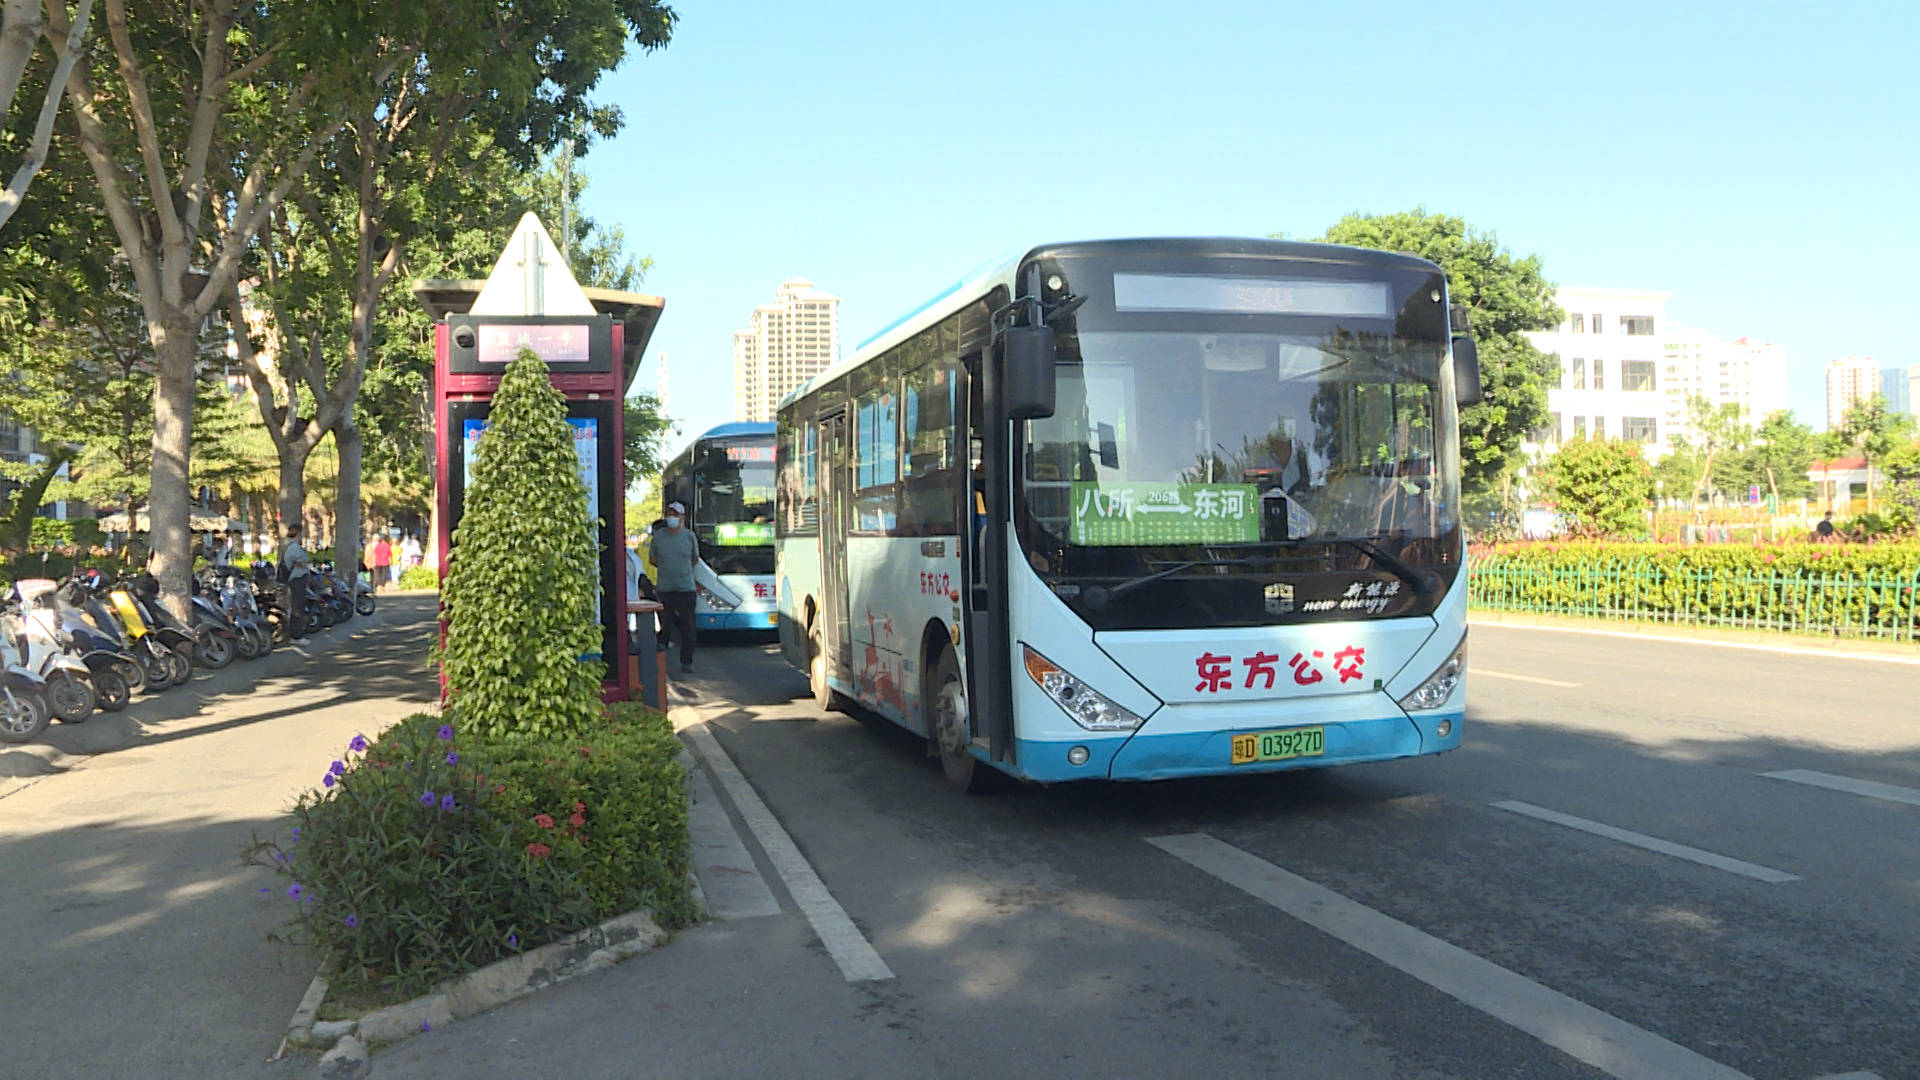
[{"x1": 575, "y1": 0, "x2": 1917, "y2": 448}]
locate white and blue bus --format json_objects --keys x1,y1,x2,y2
[
  {"x1": 775, "y1": 238, "x2": 1478, "y2": 790},
  {"x1": 658, "y1": 421, "x2": 779, "y2": 632}
]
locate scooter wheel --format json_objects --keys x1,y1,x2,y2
[
  {"x1": 168, "y1": 648, "x2": 192, "y2": 685},
  {"x1": 48, "y1": 670, "x2": 95, "y2": 723},
  {"x1": 93, "y1": 668, "x2": 130, "y2": 712},
  {"x1": 195, "y1": 633, "x2": 234, "y2": 670},
  {"x1": 234, "y1": 628, "x2": 261, "y2": 661},
  {"x1": 140, "y1": 649, "x2": 174, "y2": 693},
  {"x1": 0, "y1": 691, "x2": 49, "y2": 743},
  {"x1": 355, "y1": 595, "x2": 375, "y2": 617}
]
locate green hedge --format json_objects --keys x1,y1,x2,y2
[
  {"x1": 397, "y1": 564, "x2": 439, "y2": 591},
  {"x1": 248, "y1": 705, "x2": 693, "y2": 1003},
  {"x1": 1470, "y1": 541, "x2": 1920, "y2": 640}
]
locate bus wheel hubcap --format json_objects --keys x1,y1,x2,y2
[{"x1": 937, "y1": 679, "x2": 969, "y2": 756}]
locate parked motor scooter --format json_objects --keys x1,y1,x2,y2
[
  {"x1": 7, "y1": 580, "x2": 99, "y2": 722},
  {"x1": 27, "y1": 578, "x2": 135, "y2": 711},
  {"x1": 62, "y1": 572, "x2": 153, "y2": 695},
  {"x1": 0, "y1": 610, "x2": 52, "y2": 743},
  {"x1": 185, "y1": 576, "x2": 240, "y2": 669},
  {"x1": 103, "y1": 576, "x2": 186, "y2": 690},
  {"x1": 123, "y1": 574, "x2": 198, "y2": 685},
  {"x1": 203, "y1": 567, "x2": 271, "y2": 658}
]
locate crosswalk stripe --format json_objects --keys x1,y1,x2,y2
[{"x1": 1148, "y1": 832, "x2": 1753, "y2": 1080}]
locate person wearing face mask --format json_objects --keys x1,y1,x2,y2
[{"x1": 648, "y1": 500, "x2": 700, "y2": 674}]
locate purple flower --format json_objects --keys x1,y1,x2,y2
[
  {"x1": 436, "y1": 724, "x2": 454, "y2": 741},
  {"x1": 258, "y1": 888, "x2": 271, "y2": 894},
  {"x1": 419, "y1": 790, "x2": 436, "y2": 806},
  {"x1": 322, "y1": 774, "x2": 336, "y2": 789},
  {"x1": 287, "y1": 883, "x2": 303, "y2": 900},
  {"x1": 507, "y1": 933, "x2": 518, "y2": 948},
  {"x1": 348, "y1": 734, "x2": 368, "y2": 753},
  {"x1": 440, "y1": 794, "x2": 456, "y2": 812},
  {"x1": 445, "y1": 752, "x2": 458, "y2": 765},
  {"x1": 344, "y1": 914, "x2": 359, "y2": 928},
  {"x1": 290, "y1": 826, "x2": 300, "y2": 839},
  {"x1": 419, "y1": 1021, "x2": 431, "y2": 1033},
  {"x1": 328, "y1": 760, "x2": 346, "y2": 777}
]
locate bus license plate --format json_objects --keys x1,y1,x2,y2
[{"x1": 1230, "y1": 727, "x2": 1325, "y2": 765}]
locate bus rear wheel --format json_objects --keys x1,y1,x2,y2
[{"x1": 928, "y1": 649, "x2": 991, "y2": 794}]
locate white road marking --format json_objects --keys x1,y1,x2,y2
[
  {"x1": 1763, "y1": 769, "x2": 1920, "y2": 808},
  {"x1": 682, "y1": 723, "x2": 894, "y2": 982},
  {"x1": 1148, "y1": 832, "x2": 1753, "y2": 1080},
  {"x1": 1475, "y1": 668, "x2": 1581, "y2": 687},
  {"x1": 685, "y1": 763, "x2": 783, "y2": 920},
  {"x1": 1492, "y1": 801, "x2": 1799, "y2": 883},
  {"x1": 1470, "y1": 618, "x2": 1920, "y2": 666},
  {"x1": 1813, "y1": 1071, "x2": 1884, "y2": 1079}
]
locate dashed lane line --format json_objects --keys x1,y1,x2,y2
[
  {"x1": 1148, "y1": 832, "x2": 1753, "y2": 1080},
  {"x1": 1762, "y1": 769, "x2": 1920, "y2": 808},
  {"x1": 681, "y1": 723, "x2": 894, "y2": 982},
  {"x1": 1475, "y1": 669, "x2": 1581, "y2": 687},
  {"x1": 1492, "y1": 801, "x2": 1799, "y2": 883}
]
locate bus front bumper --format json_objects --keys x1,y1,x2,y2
[
  {"x1": 695, "y1": 610, "x2": 779, "y2": 632},
  {"x1": 1008, "y1": 704, "x2": 1462, "y2": 783}
]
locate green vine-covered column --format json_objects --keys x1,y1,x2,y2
[{"x1": 441, "y1": 349, "x2": 605, "y2": 739}]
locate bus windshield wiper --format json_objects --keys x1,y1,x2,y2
[
  {"x1": 1080, "y1": 558, "x2": 1256, "y2": 607},
  {"x1": 1311, "y1": 536, "x2": 1438, "y2": 602}
]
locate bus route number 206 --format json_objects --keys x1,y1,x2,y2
[{"x1": 920, "y1": 572, "x2": 952, "y2": 597}]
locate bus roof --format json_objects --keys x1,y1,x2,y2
[
  {"x1": 778, "y1": 237, "x2": 1444, "y2": 412},
  {"x1": 692, "y1": 421, "x2": 775, "y2": 441}
]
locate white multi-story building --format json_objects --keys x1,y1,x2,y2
[
  {"x1": 1524, "y1": 287, "x2": 1674, "y2": 456},
  {"x1": 731, "y1": 278, "x2": 841, "y2": 423},
  {"x1": 1825, "y1": 355, "x2": 1880, "y2": 429},
  {"x1": 1659, "y1": 328, "x2": 1789, "y2": 440}
]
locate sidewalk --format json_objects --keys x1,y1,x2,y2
[{"x1": 0, "y1": 596, "x2": 440, "y2": 1079}]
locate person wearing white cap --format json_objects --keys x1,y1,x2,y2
[{"x1": 648, "y1": 499, "x2": 700, "y2": 674}]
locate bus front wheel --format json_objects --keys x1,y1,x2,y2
[
  {"x1": 809, "y1": 622, "x2": 848, "y2": 714},
  {"x1": 928, "y1": 649, "x2": 990, "y2": 794}
]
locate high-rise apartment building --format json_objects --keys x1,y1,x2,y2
[
  {"x1": 1523, "y1": 286, "x2": 1674, "y2": 455},
  {"x1": 731, "y1": 278, "x2": 841, "y2": 422},
  {"x1": 1879, "y1": 366, "x2": 1912, "y2": 417},
  {"x1": 1825, "y1": 356, "x2": 1880, "y2": 429}
]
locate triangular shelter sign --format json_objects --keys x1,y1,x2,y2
[{"x1": 471, "y1": 212, "x2": 597, "y2": 317}]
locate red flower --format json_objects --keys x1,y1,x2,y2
[
  {"x1": 573, "y1": 801, "x2": 585, "y2": 814},
  {"x1": 495, "y1": 784, "x2": 507, "y2": 793},
  {"x1": 577, "y1": 747, "x2": 593, "y2": 758},
  {"x1": 568, "y1": 811, "x2": 586, "y2": 828},
  {"x1": 525, "y1": 843, "x2": 551, "y2": 859},
  {"x1": 533, "y1": 813, "x2": 555, "y2": 829}
]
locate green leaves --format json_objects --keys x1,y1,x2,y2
[
  {"x1": 441, "y1": 350, "x2": 606, "y2": 740},
  {"x1": 1539, "y1": 437, "x2": 1655, "y2": 539},
  {"x1": 1317, "y1": 208, "x2": 1562, "y2": 493}
]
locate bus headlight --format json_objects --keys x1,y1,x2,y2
[
  {"x1": 1021, "y1": 645, "x2": 1144, "y2": 731},
  {"x1": 1398, "y1": 635, "x2": 1466, "y2": 712},
  {"x1": 696, "y1": 583, "x2": 737, "y2": 612}
]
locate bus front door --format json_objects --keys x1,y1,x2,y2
[{"x1": 818, "y1": 412, "x2": 853, "y2": 684}]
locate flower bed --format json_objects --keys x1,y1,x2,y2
[
  {"x1": 250, "y1": 703, "x2": 694, "y2": 1004},
  {"x1": 1469, "y1": 541, "x2": 1920, "y2": 640}
]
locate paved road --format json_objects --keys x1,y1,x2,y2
[
  {"x1": 0, "y1": 597, "x2": 439, "y2": 1080},
  {"x1": 378, "y1": 623, "x2": 1920, "y2": 1080}
]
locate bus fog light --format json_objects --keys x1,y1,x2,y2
[
  {"x1": 1398, "y1": 635, "x2": 1466, "y2": 713},
  {"x1": 695, "y1": 583, "x2": 737, "y2": 612},
  {"x1": 1021, "y1": 645, "x2": 1146, "y2": 732},
  {"x1": 1067, "y1": 746, "x2": 1090, "y2": 766},
  {"x1": 1435, "y1": 719, "x2": 1452, "y2": 738}
]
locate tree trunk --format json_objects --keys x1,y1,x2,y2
[
  {"x1": 1, "y1": 444, "x2": 75, "y2": 549},
  {"x1": 147, "y1": 317, "x2": 198, "y2": 620},
  {"x1": 335, "y1": 415, "x2": 363, "y2": 584},
  {"x1": 277, "y1": 443, "x2": 310, "y2": 539},
  {"x1": 0, "y1": 0, "x2": 43, "y2": 124}
]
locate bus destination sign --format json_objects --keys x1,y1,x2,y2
[
  {"x1": 1069, "y1": 482, "x2": 1260, "y2": 546},
  {"x1": 476, "y1": 323, "x2": 593, "y2": 364}
]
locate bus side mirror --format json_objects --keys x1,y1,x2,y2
[
  {"x1": 1452, "y1": 334, "x2": 1483, "y2": 407},
  {"x1": 1003, "y1": 325, "x2": 1056, "y2": 420}
]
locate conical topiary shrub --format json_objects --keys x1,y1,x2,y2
[{"x1": 441, "y1": 349, "x2": 605, "y2": 738}]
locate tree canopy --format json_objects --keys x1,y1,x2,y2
[{"x1": 1317, "y1": 208, "x2": 1562, "y2": 493}]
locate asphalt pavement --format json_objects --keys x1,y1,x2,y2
[{"x1": 374, "y1": 622, "x2": 1920, "y2": 1080}]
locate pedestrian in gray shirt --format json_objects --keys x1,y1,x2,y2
[{"x1": 649, "y1": 501, "x2": 700, "y2": 673}]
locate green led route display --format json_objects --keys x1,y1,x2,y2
[{"x1": 1069, "y1": 482, "x2": 1260, "y2": 546}]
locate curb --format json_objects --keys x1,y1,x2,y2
[{"x1": 281, "y1": 908, "x2": 667, "y2": 1056}]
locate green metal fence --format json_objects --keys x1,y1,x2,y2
[{"x1": 1468, "y1": 559, "x2": 1920, "y2": 642}]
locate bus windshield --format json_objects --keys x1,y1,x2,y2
[
  {"x1": 697, "y1": 439, "x2": 776, "y2": 575},
  {"x1": 1020, "y1": 324, "x2": 1463, "y2": 630}
]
